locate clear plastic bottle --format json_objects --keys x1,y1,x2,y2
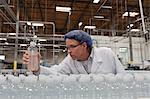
[{"x1": 27, "y1": 41, "x2": 39, "y2": 72}]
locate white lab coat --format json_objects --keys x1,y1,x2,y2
[{"x1": 40, "y1": 47, "x2": 125, "y2": 75}]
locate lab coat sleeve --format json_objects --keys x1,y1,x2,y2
[
  {"x1": 39, "y1": 55, "x2": 72, "y2": 75},
  {"x1": 109, "y1": 49, "x2": 125, "y2": 73},
  {"x1": 39, "y1": 65, "x2": 59, "y2": 75}
]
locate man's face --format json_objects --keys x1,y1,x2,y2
[{"x1": 66, "y1": 39, "x2": 87, "y2": 60}]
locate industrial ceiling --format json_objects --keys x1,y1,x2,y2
[
  {"x1": 0, "y1": 0, "x2": 150, "y2": 63},
  {"x1": 0, "y1": 0, "x2": 150, "y2": 36}
]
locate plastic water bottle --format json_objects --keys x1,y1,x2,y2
[{"x1": 27, "y1": 41, "x2": 39, "y2": 72}]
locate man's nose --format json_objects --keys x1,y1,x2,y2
[{"x1": 67, "y1": 49, "x2": 71, "y2": 53}]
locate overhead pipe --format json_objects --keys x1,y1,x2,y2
[
  {"x1": 19, "y1": 21, "x2": 55, "y2": 35},
  {"x1": 0, "y1": 43, "x2": 65, "y2": 47},
  {"x1": 0, "y1": 33, "x2": 64, "y2": 41}
]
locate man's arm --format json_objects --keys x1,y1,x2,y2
[{"x1": 36, "y1": 55, "x2": 72, "y2": 75}]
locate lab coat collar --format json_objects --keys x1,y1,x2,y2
[
  {"x1": 90, "y1": 47, "x2": 103, "y2": 73},
  {"x1": 90, "y1": 48, "x2": 103, "y2": 62}
]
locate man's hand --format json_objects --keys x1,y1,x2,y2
[
  {"x1": 23, "y1": 51, "x2": 30, "y2": 65},
  {"x1": 22, "y1": 51, "x2": 41, "y2": 72}
]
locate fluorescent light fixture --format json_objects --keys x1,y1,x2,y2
[
  {"x1": 20, "y1": 44, "x2": 27, "y2": 47},
  {"x1": 53, "y1": 45, "x2": 60, "y2": 48},
  {"x1": 5, "y1": 42, "x2": 9, "y2": 45},
  {"x1": 9, "y1": 33, "x2": 16, "y2": 35},
  {"x1": 62, "y1": 49, "x2": 66, "y2": 53},
  {"x1": 94, "y1": 15, "x2": 104, "y2": 19},
  {"x1": 84, "y1": 26, "x2": 96, "y2": 29},
  {"x1": 95, "y1": 18, "x2": 110, "y2": 21},
  {"x1": 0, "y1": 38, "x2": 7, "y2": 40},
  {"x1": 123, "y1": 12, "x2": 139, "y2": 17},
  {"x1": 101, "y1": 6, "x2": 112, "y2": 9},
  {"x1": 32, "y1": 23, "x2": 44, "y2": 26},
  {"x1": 27, "y1": 22, "x2": 44, "y2": 26},
  {"x1": 27, "y1": 22, "x2": 31, "y2": 25},
  {"x1": 131, "y1": 29, "x2": 140, "y2": 32},
  {"x1": 93, "y1": 0, "x2": 100, "y2": 3},
  {"x1": 37, "y1": 43, "x2": 41, "y2": 46},
  {"x1": 127, "y1": 24, "x2": 134, "y2": 28},
  {"x1": 39, "y1": 39, "x2": 47, "y2": 42},
  {"x1": 78, "y1": 22, "x2": 83, "y2": 27},
  {"x1": 33, "y1": 35, "x2": 37, "y2": 38},
  {"x1": 56, "y1": 6, "x2": 71, "y2": 12}
]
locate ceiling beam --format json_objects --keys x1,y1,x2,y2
[
  {"x1": 0, "y1": 9, "x2": 16, "y2": 30},
  {"x1": 1, "y1": 0, "x2": 16, "y2": 22}
]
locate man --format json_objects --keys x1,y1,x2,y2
[{"x1": 23, "y1": 30, "x2": 125, "y2": 75}]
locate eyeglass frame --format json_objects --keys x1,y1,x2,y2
[{"x1": 66, "y1": 43, "x2": 83, "y2": 50}]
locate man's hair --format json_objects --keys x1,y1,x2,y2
[{"x1": 64, "y1": 30, "x2": 93, "y2": 48}]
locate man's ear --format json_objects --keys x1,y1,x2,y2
[{"x1": 82, "y1": 42, "x2": 87, "y2": 48}]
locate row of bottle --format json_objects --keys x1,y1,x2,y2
[
  {"x1": 0, "y1": 73, "x2": 150, "y2": 84},
  {"x1": 0, "y1": 73, "x2": 150, "y2": 99}
]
